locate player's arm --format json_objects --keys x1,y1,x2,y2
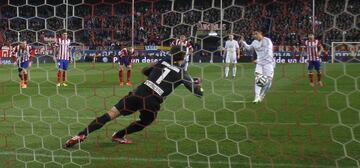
[
  {"x1": 28, "y1": 46, "x2": 34, "y2": 68},
  {"x1": 236, "y1": 41, "x2": 240, "y2": 58},
  {"x1": 12, "y1": 50, "x2": 18, "y2": 65},
  {"x1": 53, "y1": 38, "x2": 59, "y2": 48},
  {"x1": 69, "y1": 46, "x2": 73, "y2": 63},
  {"x1": 120, "y1": 49, "x2": 126, "y2": 57},
  {"x1": 12, "y1": 46, "x2": 19, "y2": 65},
  {"x1": 317, "y1": 43, "x2": 324, "y2": 56},
  {"x1": 240, "y1": 36, "x2": 253, "y2": 50},
  {"x1": 182, "y1": 71, "x2": 204, "y2": 97},
  {"x1": 52, "y1": 40, "x2": 59, "y2": 61},
  {"x1": 187, "y1": 42, "x2": 194, "y2": 55},
  {"x1": 223, "y1": 42, "x2": 227, "y2": 57}
]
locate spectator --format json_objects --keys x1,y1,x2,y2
[{"x1": 1, "y1": 0, "x2": 358, "y2": 49}]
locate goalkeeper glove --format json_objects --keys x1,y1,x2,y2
[
  {"x1": 193, "y1": 77, "x2": 202, "y2": 85},
  {"x1": 193, "y1": 77, "x2": 204, "y2": 97}
]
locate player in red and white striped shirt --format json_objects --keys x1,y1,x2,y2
[
  {"x1": 54, "y1": 32, "x2": 71, "y2": 87},
  {"x1": 171, "y1": 35, "x2": 193, "y2": 71},
  {"x1": 12, "y1": 41, "x2": 33, "y2": 89},
  {"x1": 118, "y1": 47, "x2": 135, "y2": 87},
  {"x1": 305, "y1": 33, "x2": 324, "y2": 87}
]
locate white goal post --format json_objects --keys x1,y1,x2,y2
[{"x1": 331, "y1": 42, "x2": 360, "y2": 63}]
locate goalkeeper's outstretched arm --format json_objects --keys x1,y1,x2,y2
[{"x1": 182, "y1": 71, "x2": 204, "y2": 97}]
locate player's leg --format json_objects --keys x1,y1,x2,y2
[
  {"x1": 22, "y1": 62, "x2": 29, "y2": 87},
  {"x1": 23, "y1": 71, "x2": 28, "y2": 86},
  {"x1": 224, "y1": 55, "x2": 230, "y2": 79},
  {"x1": 23, "y1": 70, "x2": 28, "y2": 88},
  {"x1": 315, "y1": 61, "x2": 323, "y2": 87},
  {"x1": 17, "y1": 67, "x2": 24, "y2": 87},
  {"x1": 119, "y1": 61, "x2": 124, "y2": 87},
  {"x1": 112, "y1": 110, "x2": 157, "y2": 144},
  {"x1": 182, "y1": 55, "x2": 189, "y2": 71},
  {"x1": 62, "y1": 60, "x2": 69, "y2": 86},
  {"x1": 253, "y1": 65, "x2": 263, "y2": 103},
  {"x1": 126, "y1": 60, "x2": 132, "y2": 86},
  {"x1": 65, "y1": 94, "x2": 141, "y2": 147},
  {"x1": 308, "y1": 61, "x2": 315, "y2": 87},
  {"x1": 65, "y1": 107, "x2": 118, "y2": 147},
  {"x1": 78, "y1": 94, "x2": 141, "y2": 136},
  {"x1": 76, "y1": 107, "x2": 119, "y2": 137},
  {"x1": 19, "y1": 62, "x2": 29, "y2": 88},
  {"x1": 112, "y1": 97, "x2": 160, "y2": 144},
  {"x1": 57, "y1": 70, "x2": 64, "y2": 87},
  {"x1": 57, "y1": 61, "x2": 64, "y2": 87},
  {"x1": 231, "y1": 55, "x2": 237, "y2": 79},
  {"x1": 224, "y1": 63, "x2": 230, "y2": 79},
  {"x1": 259, "y1": 64, "x2": 275, "y2": 100}
]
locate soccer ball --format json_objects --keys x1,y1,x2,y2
[{"x1": 255, "y1": 75, "x2": 268, "y2": 87}]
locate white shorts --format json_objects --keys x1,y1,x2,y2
[
  {"x1": 225, "y1": 54, "x2": 237, "y2": 64},
  {"x1": 255, "y1": 63, "x2": 275, "y2": 78}
]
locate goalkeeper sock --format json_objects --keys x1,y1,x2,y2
[
  {"x1": 308, "y1": 72, "x2": 314, "y2": 83},
  {"x1": 127, "y1": 69, "x2": 131, "y2": 82},
  {"x1": 225, "y1": 66, "x2": 229, "y2": 78},
  {"x1": 78, "y1": 113, "x2": 111, "y2": 136},
  {"x1": 119, "y1": 70, "x2": 123, "y2": 83},
  {"x1": 317, "y1": 71, "x2": 321, "y2": 81},
  {"x1": 232, "y1": 66, "x2": 237, "y2": 77},
  {"x1": 114, "y1": 120, "x2": 147, "y2": 138}
]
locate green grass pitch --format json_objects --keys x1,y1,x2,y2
[{"x1": 0, "y1": 62, "x2": 359, "y2": 168}]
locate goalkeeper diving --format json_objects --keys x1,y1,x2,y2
[
  {"x1": 240, "y1": 30, "x2": 275, "y2": 103},
  {"x1": 65, "y1": 46, "x2": 204, "y2": 147}
]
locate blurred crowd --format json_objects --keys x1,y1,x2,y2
[{"x1": 1, "y1": 0, "x2": 359, "y2": 50}]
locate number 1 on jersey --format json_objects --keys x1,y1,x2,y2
[{"x1": 156, "y1": 67, "x2": 171, "y2": 84}]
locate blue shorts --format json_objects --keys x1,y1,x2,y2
[
  {"x1": 58, "y1": 60, "x2": 69, "y2": 71},
  {"x1": 119, "y1": 57, "x2": 132, "y2": 67},
  {"x1": 308, "y1": 61, "x2": 321, "y2": 71},
  {"x1": 19, "y1": 61, "x2": 29, "y2": 69}
]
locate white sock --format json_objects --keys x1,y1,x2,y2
[
  {"x1": 183, "y1": 62, "x2": 189, "y2": 71},
  {"x1": 232, "y1": 66, "x2": 237, "y2": 77},
  {"x1": 260, "y1": 79, "x2": 272, "y2": 98},
  {"x1": 255, "y1": 84, "x2": 262, "y2": 99},
  {"x1": 225, "y1": 66, "x2": 229, "y2": 77}
]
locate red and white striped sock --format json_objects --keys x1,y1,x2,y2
[
  {"x1": 127, "y1": 70, "x2": 131, "y2": 82},
  {"x1": 308, "y1": 72, "x2": 314, "y2": 83}
]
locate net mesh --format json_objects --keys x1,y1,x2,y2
[{"x1": 0, "y1": 0, "x2": 360, "y2": 168}]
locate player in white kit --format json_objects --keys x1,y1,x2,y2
[
  {"x1": 223, "y1": 34, "x2": 240, "y2": 79},
  {"x1": 240, "y1": 30, "x2": 275, "y2": 103}
]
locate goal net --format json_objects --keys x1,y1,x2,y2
[{"x1": 0, "y1": 0, "x2": 360, "y2": 168}]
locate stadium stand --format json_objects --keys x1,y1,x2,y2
[{"x1": 0, "y1": 0, "x2": 359, "y2": 51}]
